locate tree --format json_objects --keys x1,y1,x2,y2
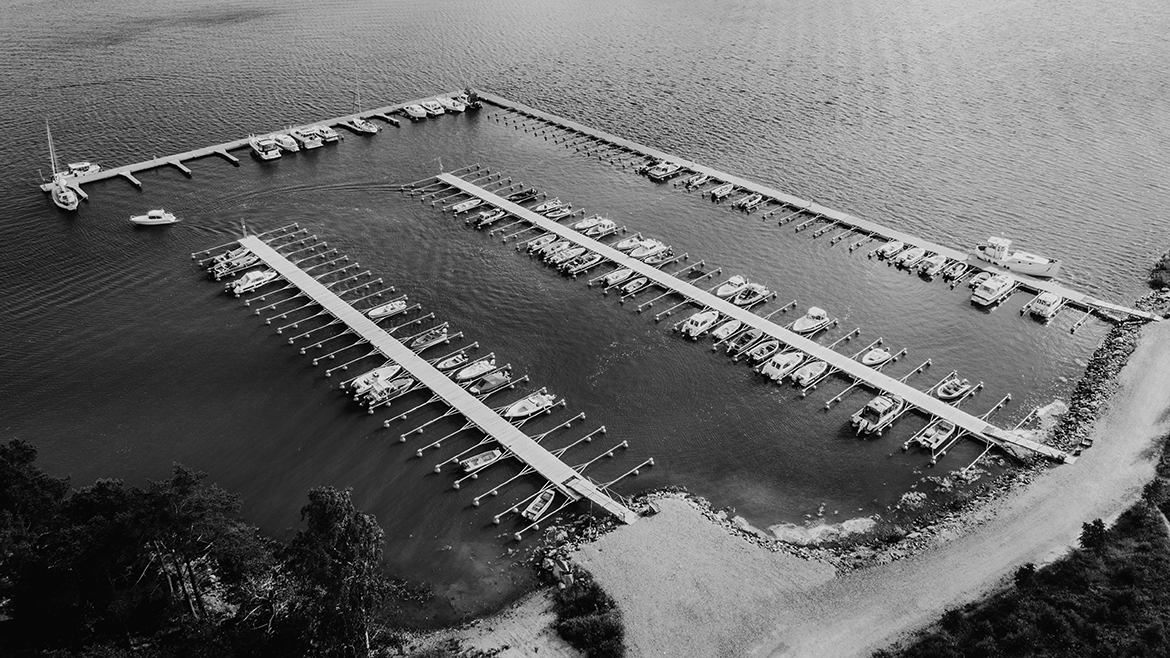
[{"x1": 1081, "y1": 519, "x2": 1108, "y2": 553}]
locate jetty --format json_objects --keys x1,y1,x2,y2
[
  {"x1": 236, "y1": 234, "x2": 640, "y2": 524},
  {"x1": 434, "y1": 172, "x2": 1075, "y2": 464}
]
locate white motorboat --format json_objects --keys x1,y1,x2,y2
[
  {"x1": 348, "y1": 115, "x2": 380, "y2": 134},
  {"x1": 564, "y1": 253, "x2": 603, "y2": 274},
  {"x1": 918, "y1": 420, "x2": 956, "y2": 449},
  {"x1": 249, "y1": 135, "x2": 282, "y2": 160},
  {"x1": 290, "y1": 127, "x2": 322, "y2": 149},
  {"x1": 211, "y1": 252, "x2": 260, "y2": 277},
  {"x1": 572, "y1": 215, "x2": 605, "y2": 231},
  {"x1": 130, "y1": 209, "x2": 179, "y2": 226},
  {"x1": 943, "y1": 262, "x2": 968, "y2": 280},
  {"x1": 877, "y1": 240, "x2": 905, "y2": 259},
  {"x1": 760, "y1": 351, "x2": 803, "y2": 382},
  {"x1": 410, "y1": 326, "x2": 449, "y2": 351},
  {"x1": 683, "y1": 173, "x2": 711, "y2": 189},
  {"x1": 451, "y1": 198, "x2": 483, "y2": 214},
  {"x1": 791, "y1": 307, "x2": 830, "y2": 334},
  {"x1": 547, "y1": 246, "x2": 586, "y2": 266},
  {"x1": 470, "y1": 370, "x2": 512, "y2": 395},
  {"x1": 533, "y1": 197, "x2": 565, "y2": 213},
  {"x1": 584, "y1": 219, "x2": 617, "y2": 236},
  {"x1": 228, "y1": 269, "x2": 277, "y2": 295},
  {"x1": 936, "y1": 377, "x2": 972, "y2": 401},
  {"x1": 435, "y1": 353, "x2": 469, "y2": 371},
  {"x1": 709, "y1": 183, "x2": 735, "y2": 200},
  {"x1": 540, "y1": 240, "x2": 571, "y2": 257},
  {"x1": 212, "y1": 246, "x2": 250, "y2": 266},
  {"x1": 475, "y1": 208, "x2": 506, "y2": 225},
  {"x1": 1030, "y1": 292, "x2": 1063, "y2": 321},
  {"x1": 746, "y1": 339, "x2": 781, "y2": 363},
  {"x1": 522, "y1": 489, "x2": 556, "y2": 521},
  {"x1": 646, "y1": 161, "x2": 682, "y2": 180},
  {"x1": 973, "y1": 236, "x2": 1061, "y2": 278},
  {"x1": 603, "y1": 268, "x2": 633, "y2": 286},
  {"x1": 44, "y1": 122, "x2": 79, "y2": 211},
  {"x1": 526, "y1": 234, "x2": 557, "y2": 252},
  {"x1": 917, "y1": 254, "x2": 948, "y2": 278},
  {"x1": 420, "y1": 100, "x2": 445, "y2": 116},
  {"x1": 895, "y1": 246, "x2": 927, "y2": 267},
  {"x1": 455, "y1": 357, "x2": 497, "y2": 382},
  {"x1": 734, "y1": 193, "x2": 764, "y2": 210},
  {"x1": 681, "y1": 310, "x2": 720, "y2": 339},
  {"x1": 66, "y1": 161, "x2": 101, "y2": 176},
  {"x1": 971, "y1": 273, "x2": 1015, "y2": 306},
  {"x1": 860, "y1": 348, "x2": 893, "y2": 367},
  {"x1": 365, "y1": 377, "x2": 414, "y2": 404},
  {"x1": 792, "y1": 360, "x2": 828, "y2": 387},
  {"x1": 350, "y1": 363, "x2": 402, "y2": 396},
  {"x1": 436, "y1": 96, "x2": 466, "y2": 112},
  {"x1": 270, "y1": 133, "x2": 299, "y2": 152},
  {"x1": 613, "y1": 235, "x2": 645, "y2": 252},
  {"x1": 503, "y1": 392, "x2": 557, "y2": 418},
  {"x1": 505, "y1": 188, "x2": 539, "y2": 203},
  {"x1": 727, "y1": 327, "x2": 763, "y2": 354},
  {"x1": 460, "y1": 449, "x2": 501, "y2": 472},
  {"x1": 403, "y1": 104, "x2": 428, "y2": 120},
  {"x1": 715, "y1": 275, "x2": 748, "y2": 299},
  {"x1": 621, "y1": 277, "x2": 649, "y2": 294},
  {"x1": 711, "y1": 319, "x2": 742, "y2": 341},
  {"x1": 317, "y1": 125, "x2": 340, "y2": 142},
  {"x1": 366, "y1": 299, "x2": 408, "y2": 319},
  {"x1": 731, "y1": 283, "x2": 769, "y2": 307},
  {"x1": 629, "y1": 239, "x2": 669, "y2": 260},
  {"x1": 967, "y1": 272, "x2": 991, "y2": 289},
  {"x1": 544, "y1": 206, "x2": 573, "y2": 220},
  {"x1": 852, "y1": 394, "x2": 905, "y2": 436},
  {"x1": 643, "y1": 249, "x2": 675, "y2": 266}
]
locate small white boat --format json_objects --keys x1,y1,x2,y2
[
  {"x1": 603, "y1": 268, "x2": 633, "y2": 286},
  {"x1": 228, "y1": 269, "x2": 277, "y2": 295},
  {"x1": 727, "y1": 327, "x2": 763, "y2": 354},
  {"x1": 643, "y1": 249, "x2": 675, "y2": 266},
  {"x1": 1030, "y1": 292, "x2": 1063, "y2": 321},
  {"x1": 746, "y1": 339, "x2": 781, "y2": 363},
  {"x1": 364, "y1": 376, "x2": 414, "y2": 404},
  {"x1": 212, "y1": 246, "x2": 250, "y2": 266},
  {"x1": 715, "y1": 275, "x2": 748, "y2": 299},
  {"x1": 971, "y1": 274, "x2": 1015, "y2": 306},
  {"x1": 683, "y1": 173, "x2": 710, "y2": 189},
  {"x1": 629, "y1": 240, "x2": 669, "y2": 260},
  {"x1": 540, "y1": 240, "x2": 571, "y2": 257},
  {"x1": 212, "y1": 252, "x2": 259, "y2": 277},
  {"x1": 249, "y1": 135, "x2": 282, "y2": 160},
  {"x1": 522, "y1": 489, "x2": 556, "y2": 521},
  {"x1": 734, "y1": 193, "x2": 764, "y2": 210},
  {"x1": 436, "y1": 96, "x2": 466, "y2": 113},
  {"x1": 544, "y1": 206, "x2": 573, "y2": 220},
  {"x1": 506, "y1": 188, "x2": 539, "y2": 203},
  {"x1": 792, "y1": 360, "x2": 828, "y2": 386},
  {"x1": 584, "y1": 219, "x2": 616, "y2": 236},
  {"x1": 526, "y1": 234, "x2": 557, "y2": 252},
  {"x1": 613, "y1": 235, "x2": 646, "y2": 252},
  {"x1": 919, "y1": 420, "x2": 956, "y2": 448},
  {"x1": 420, "y1": 100, "x2": 445, "y2": 116},
  {"x1": 917, "y1": 254, "x2": 948, "y2": 278},
  {"x1": 791, "y1": 307, "x2": 830, "y2": 334},
  {"x1": 936, "y1": 377, "x2": 972, "y2": 401},
  {"x1": 475, "y1": 208, "x2": 508, "y2": 227},
  {"x1": 711, "y1": 319, "x2": 742, "y2": 341},
  {"x1": 943, "y1": 262, "x2": 967, "y2": 280},
  {"x1": 681, "y1": 310, "x2": 720, "y2": 339},
  {"x1": 731, "y1": 283, "x2": 769, "y2": 307},
  {"x1": 470, "y1": 370, "x2": 512, "y2": 395},
  {"x1": 621, "y1": 277, "x2": 649, "y2": 294},
  {"x1": 860, "y1": 348, "x2": 893, "y2": 367},
  {"x1": 290, "y1": 127, "x2": 322, "y2": 149},
  {"x1": 403, "y1": 104, "x2": 428, "y2": 120},
  {"x1": 709, "y1": 183, "x2": 735, "y2": 200},
  {"x1": 646, "y1": 162, "x2": 682, "y2": 180},
  {"x1": 877, "y1": 241, "x2": 905, "y2": 259},
  {"x1": 564, "y1": 252, "x2": 603, "y2": 274},
  {"x1": 130, "y1": 209, "x2": 179, "y2": 226},
  {"x1": 66, "y1": 161, "x2": 102, "y2": 176},
  {"x1": 317, "y1": 125, "x2": 340, "y2": 142},
  {"x1": 572, "y1": 215, "x2": 605, "y2": 231},
  {"x1": 455, "y1": 357, "x2": 496, "y2": 382},
  {"x1": 547, "y1": 246, "x2": 586, "y2": 266},
  {"x1": 348, "y1": 115, "x2": 380, "y2": 134},
  {"x1": 460, "y1": 449, "x2": 501, "y2": 472},
  {"x1": 967, "y1": 272, "x2": 992, "y2": 289},
  {"x1": 973, "y1": 236, "x2": 1061, "y2": 278},
  {"x1": 410, "y1": 326, "x2": 449, "y2": 351},
  {"x1": 503, "y1": 392, "x2": 557, "y2": 418},
  {"x1": 350, "y1": 363, "x2": 402, "y2": 396},
  {"x1": 761, "y1": 351, "x2": 803, "y2": 382},
  {"x1": 435, "y1": 353, "x2": 469, "y2": 371},
  {"x1": 367, "y1": 299, "x2": 408, "y2": 319},
  {"x1": 852, "y1": 394, "x2": 905, "y2": 436},
  {"x1": 451, "y1": 198, "x2": 483, "y2": 214},
  {"x1": 533, "y1": 197, "x2": 566, "y2": 213},
  {"x1": 270, "y1": 133, "x2": 299, "y2": 152},
  {"x1": 895, "y1": 246, "x2": 927, "y2": 267}
]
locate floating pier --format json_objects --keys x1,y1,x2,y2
[
  {"x1": 235, "y1": 235, "x2": 640, "y2": 524},
  {"x1": 434, "y1": 173, "x2": 1075, "y2": 464}
]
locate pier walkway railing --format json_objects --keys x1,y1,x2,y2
[
  {"x1": 438, "y1": 173, "x2": 1076, "y2": 464},
  {"x1": 238, "y1": 235, "x2": 640, "y2": 524}
]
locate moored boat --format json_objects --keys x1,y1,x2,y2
[
  {"x1": 212, "y1": 246, "x2": 250, "y2": 266},
  {"x1": 734, "y1": 193, "x2": 764, "y2": 210},
  {"x1": 731, "y1": 283, "x2": 769, "y2": 307},
  {"x1": 522, "y1": 489, "x2": 556, "y2": 521},
  {"x1": 228, "y1": 268, "x2": 278, "y2": 295},
  {"x1": 683, "y1": 173, "x2": 710, "y2": 189},
  {"x1": 435, "y1": 353, "x2": 469, "y2": 371},
  {"x1": 918, "y1": 420, "x2": 956, "y2": 449},
  {"x1": 526, "y1": 234, "x2": 557, "y2": 252},
  {"x1": 972, "y1": 236, "x2": 1061, "y2": 278},
  {"x1": 539, "y1": 240, "x2": 571, "y2": 257},
  {"x1": 403, "y1": 104, "x2": 428, "y2": 120},
  {"x1": 436, "y1": 96, "x2": 466, "y2": 112},
  {"x1": 350, "y1": 363, "x2": 403, "y2": 396},
  {"x1": 290, "y1": 127, "x2": 323, "y2": 149},
  {"x1": 470, "y1": 370, "x2": 512, "y2": 395},
  {"x1": 715, "y1": 275, "x2": 748, "y2": 299},
  {"x1": 475, "y1": 208, "x2": 507, "y2": 227},
  {"x1": 502, "y1": 391, "x2": 557, "y2": 418},
  {"x1": 936, "y1": 377, "x2": 972, "y2": 401},
  {"x1": 1030, "y1": 292, "x2": 1063, "y2": 321},
  {"x1": 852, "y1": 394, "x2": 905, "y2": 436},
  {"x1": 709, "y1": 183, "x2": 735, "y2": 200},
  {"x1": 544, "y1": 206, "x2": 573, "y2": 220},
  {"x1": 270, "y1": 133, "x2": 299, "y2": 152},
  {"x1": 410, "y1": 326, "x2": 449, "y2": 351},
  {"x1": 629, "y1": 239, "x2": 669, "y2": 260},
  {"x1": 895, "y1": 246, "x2": 927, "y2": 268},
  {"x1": 572, "y1": 215, "x2": 605, "y2": 231},
  {"x1": 860, "y1": 347, "x2": 893, "y2": 367},
  {"x1": 44, "y1": 122, "x2": 79, "y2": 211},
  {"x1": 454, "y1": 357, "x2": 497, "y2": 382},
  {"x1": 547, "y1": 246, "x2": 586, "y2": 266},
  {"x1": 971, "y1": 273, "x2": 1015, "y2": 306},
  {"x1": 420, "y1": 100, "x2": 445, "y2": 116},
  {"x1": 364, "y1": 376, "x2": 415, "y2": 404},
  {"x1": 317, "y1": 125, "x2": 340, "y2": 142},
  {"x1": 451, "y1": 198, "x2": 483, "y2": 214},
  {"x1": 646, "y1": 162, "x2": 682, "y2": 181},
  {"x1": 584, "y1": 219, "x2": 617, "y2": 236},
  {"x1": 348, "y1": 115, "x2": 380, "y2": 134},
  {"x1": 621, "y1": 277, "x2": 649, "y2": 295},
  {"x1": 66, "y1": 161, "x2": 101, "y2": 176},
  {"x1": 727, "y1": 327, "x2": 763, "y2": 354},
  {"x1": 746, "y1": 339, "x2": 781, "y2": 363},
  {"x1": 711, "y1": 319, "x2": 742, "y2": 341},
  {"x1": 761, "y1": 351, "x2": 803, "y2": 382},
  {"x1": 681, "y1": 310, "x2": 720, "y2": 339},
  {"x1": 603, "y1": 268, "x2": 633, "y2": 286},
  {"x1": 967, "y1": 272, "x2": 991, "y2": 289},
  {"x1": 211, "y1": 252, "x2": 260, "y2": 278},
  {"x1": 792, "y1": 360, "x2": 828, "y2": 386},
  {"x1": 877, "y1": 240, "x2": 905, "y2": 259},
  {"x1": 249, "y1": 135, "x2": 282, "y2": 160},
  {"x1": 791, "y1": 307, "x2": 830, "y2": 334},
  {"x1": 533, "y1": 197, "x2": 566, "y2": 213},
  {"x1": 506, "y1": 188, "x2": 539, "y2": 203},
  {"x1": 367, "y1": 298, "x2": 408, "y2": 319},
  {"x1": 642, "y1": 249, "x2": 675, "y2": 266},
  {"x1": 460, "y1": 449, "x2": 502, "y2": 472},
  {"x1": 130, "y1": 209, "x2": 179, "y2": 226},
  {"x1": 613, "y1": 235, "x2": 646, "y2": 252},
  {"x1": 564, "y1": 252, "x2": 603, "y2": 274},
  {"x1": 917, "y1": 254, "x2": 948, "y2": 278}
]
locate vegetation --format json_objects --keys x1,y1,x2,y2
[
  {"x1": 0, "y1": 439, "x2": 405, "y2": 657},
  {"x1": 551, "y1": 571, "x2": 625, "y2": 658},
  {"x1": 878, "y1": 434, "x2": 1170, "y2": 658}
]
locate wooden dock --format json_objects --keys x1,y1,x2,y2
[
  {"x1": 476, "y1": 92, "x2": 1158, "y2": 323},
  {"x1": 437, "y1": 173, "x2": 1076, "y2": 464},
  {"x1": 238, "y1": 235, "x2": 640, "y2": 524}
]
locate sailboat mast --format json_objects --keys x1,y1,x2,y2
[{"x1": 46, "y1": 121, "x2": 60, "y2": 175}]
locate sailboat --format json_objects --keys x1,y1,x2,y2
[
  {"x1": 347, "y1": 79, "x2": 380, "y2": 135},
  {"x1": 45, "y1": 122, "x2": 79, "y2": 211}
]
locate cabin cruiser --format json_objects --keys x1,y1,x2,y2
[
  {"x1": 564, "y1": 252, "x2": 602, "y2": 274},
  {"x1": 455, "y1": 357, "x2": 497, "y2": 382},
  {"x1": 709, "y1": 183, "x2": 735, "y2": 200},
  {"x1": 470, "y1": 370, "x2": 512, "y2": 395},
  {"x1": 290, "y1": 127, "x2": 323, "y2": 149},
  {"x1": 533, "y1": 197, "x2": 566, "y2": 213},
  {"x1": 860, "y1": 347, "x2": 894, "y2": 367},
  {"x1": 506, "y1": 188, "x2": 539, "y2": 203},
  {"x1": 711, "y1": 319, "x2": 742, "y2": 341},
  {"x1": 316, "y1": 125, "x2": 340, "y2": 142},
  {"x1": 727, "y1": 327, "x2": 763, "y2": 354},
  {"x1": 475, "y1": 208, "x2": 507, "y2": 227},
  {"x1": 435, "y1": 353, "x2": 469, "y2": 371},
  {"x1": 270, "y1": 133, "x2": 299, "y2": 152},
  {"x1": 852, "y1": 394, "x2": 905, "y2": 436},
  {"x1": 526, "y1": 234, "x2": 557, "y2": 252},
  {"x1": 936, "y1": 377, "x2": 972, "y2": 401},
  {"x1": 792, "y1": 360, "x2": 828, "y2": 387},
  {"x1": 791, "y1": 307, "x2": 830, "y2": 334},
  {"x1": 584, "y1": 219, "x2": 616, "y2": 237},
  {"x1": 410, "y1": 326, "x2": 448, "y2": 351},
  {"x1": 503, "y1": 391, "x2": 557, "y2": 418},
  {"x1": 403, "y1": 104, "x2": 428, "y2": 120},
  {"x1": 877, "y1": 240, "x2": 905, "y2": 259},
  {"x1": 522, "y1": 489, "x2": 556, "y2": 521},
  {"x1": 249, "y1": 135, "x2": 282, "y2": 160},
  {"x1": 917, "y1": 254, "x2": 948, "y2": 278},
  {"x1": 761, "y1": 351, "x2": 803, "y2": 382},
  {"x1": 67, "y1": 162, "x2": 102, "y2": 176},
  {"x1": 646, "y1": 161, "x2": 682, "y2": 181},
  {"x1": 919, "y1": 420, "x2": 956, "y2": 449},
  {"x1": 613, "y1": 235, "x2": 646, "y2": 252},
  {"x1": 971, "y1": 273, "x2": 1015, "y2": 306},
  {"x1": 545, "y1": 206, "x2": 574, "y2": 220},
  {"x1": 460, "y1": 449, "x2": 501, "y2": 472},
  {"x1": 420, "y1": 100, "x2": 445, "y2": 116},
  {"x1": 734, "y1": 193, "x2": 764, "y2": 210},
  {"x1": 1030, "y1": 292, "x2": 1063, "y2": 321},
  {"x1": 130, "y1": 209, "x2": 179, "y2": 226},
  {"x1": 366, "y1": 298, "x2": 408, "y2": 319},
  {"x1": 715, "y1": 275, "x2": 748, "y2": 299},
  {"x1": 603, "y1": 268, "x2": 633, "y2": 286},
  {"x1": 364, "y1": 377, "x2": 414, "y2": 405},
  {"x1": 746, "y1": 339, "x2": 781, "y2": 363},
  {"x1": 683, "y1": 173, "x2": 710, "y2": 189},
  {"x1": 972, "y1": 236, "x2": 1061, "y2": 278},
  {"x1": 629, "y1": 239, "x2": 669, "y2": 260},
  {"x1": 621, "y1": 277, "x2": 648, "y2": 295},
  {"x1": 349, "y1": 363, "x2": 402, "y2": 396},
  {"x1": 227, "y1": 269, "x2": 277, "y2": 295},
  {"x1": 348, "y1": 115, "x2": 380, "y2": 134},
  {"x1": 451, "y1": 198, "x2": 482, "y2": 213},
  {"x1": 731, "y1": 283, "x2": 769, "y2": 307},
  {"x1": 548, "y1": 246, "x2": 586, "y2": 266},
  {"x1": 436, "y1": 96, "x2": 466, "y2": 112},
  {"x1": 681, "y1": 310, "x2": 720, "y2": 339},
  {"x1": 895, "y1": 246, "x2": 926, "y2": 268}
]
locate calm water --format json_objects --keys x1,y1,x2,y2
[{"x1": 2, "y1": 0, "x2": 1167, "y2": 622}]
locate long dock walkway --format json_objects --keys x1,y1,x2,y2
[
  {"x1": 238, "y1": 235, "x2": 640, "y2": 524},
  {"x1": 477, "y1": 92, "x2": 1157, "y2": 323},
  {"x1": 438, "y1": 173, "x2": 1075, "y2": 464}
]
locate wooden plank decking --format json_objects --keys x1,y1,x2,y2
[
  {"x1": 238, "y1": 235, "x2": 640, "y2": 524},
  {"x1": 438, "y1": 173, "x2": 1076, "y2": 464}
]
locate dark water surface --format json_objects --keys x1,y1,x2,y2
[{"x1": 2, "y1": 0, "x2": 1167, "y2": 621}]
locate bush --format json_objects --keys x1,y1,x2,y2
[{"x1": 552, "y1": 572, "x2": 624, "y2": 658}]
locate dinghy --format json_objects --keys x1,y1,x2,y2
[
  {"x1": 683, "y1": 173, "x2": 710, "y2": 189},
  {"x1": 621, "y1": 277, "x2": 649, "y2": 294},
  {"x1": 727, "y1": 327, "x2": 763, "y2": 354},
  {"x1": 711, "y1": 319, "x2": 742, "y2": 341},
  {"x1": 451, "y1": 198, "x2": 482, "y2": 214},
  {"x1": 746, "y1": 339, "x2": 781, "y2": 363},
  {"x1": 435, "y1": 353, "x2": 469, "y2": 371},
  {"x1": 877, "y1": 241, "x2": 905, "y2": 258},
  {"x1": 367, "y1": 298, "x2": 408, "y2": 319},
  {"x1": 709, "y1": 183, "x2": 735, "y2": 199},
  {"x1": 791, "y1": 307, "x2": 830, "y2": 334},
  {"x1": 936, "y1": 377, "x2": 972, "y2": 401},
  {"x1": 731, "y1": 283, "x2": 769, "y2": 307},
  {"x1": 564, "y1": 252, "x2": 603, "y2": 274},
  {"x1": 460, "y1": 449, "x2": 502, "y2": 472},
  {"x1": 522, "y1": 489, "x2": 556, "y2": 521},
  {"x1": 603, "y1": 268, "x2": 633, "y2": 286},
  {"x1": 526, "y1": 234, "x2": 557, "y2": 252},
  {"x1": 681, "y1": 310, "x2": 720, "y2": 339},
  {"x1": 410, "y1": 326, "x2": 449, "y2": 351},
  {"x1": 792, "y1": 360, "x2": 828, "y2": 387},
  {"x1": 760, "y1": 351, "x2": 803, "y2": 382},
  {"x1": 503, "y1": 392, "x2": 557, "y2": 419},
  {"x1": 895, "y1": 246, "x2": 927, "y2": 267},
  {"x1": 919, "y1": 420, "x2": 956, "y2": 448}
]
